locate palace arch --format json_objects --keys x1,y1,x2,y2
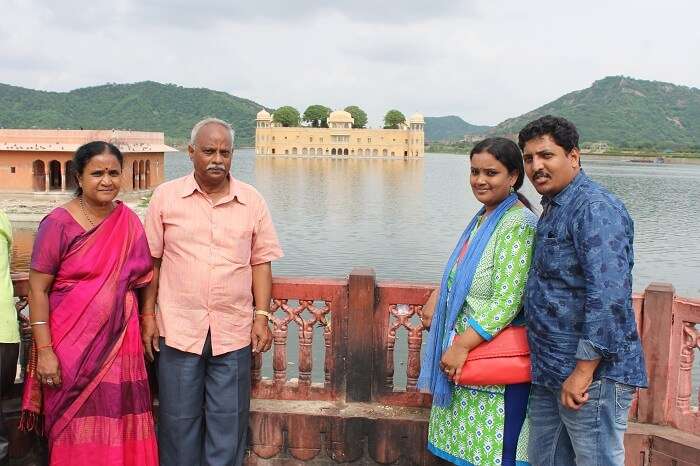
[
  {"x1": 138, "y1": 160, "x2": 145, "y2": 189},
  {"x1": 49, "y1": 160, "x2": 62, "y2": 191},
  {"x1": 145, "y1": 160, "x2": 152, "y2": 188},
  {"x1": 132, "y1": 161, "x2": 139, "y2": 190},
  {"x1": 32, "y1": 160, "x2": 46, "y2": 192},
  {"x1": 65, "y1": 160, "x2": 78, "y2": 191}
]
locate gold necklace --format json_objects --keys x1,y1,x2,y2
[{"x1": 79, "y1": 196, "x2": 96, "y2": 228}]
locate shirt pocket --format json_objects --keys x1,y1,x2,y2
[
  {"x1": 218, "y1": 224, "x2": 253, "y2": 264},
  {"x1": 536, "y1": 237, "x2": 563, "y2": 277}
]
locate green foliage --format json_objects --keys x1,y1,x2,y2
[
  {"x1": 302, "y1": 105, "x2": 330, "y2": 127},
  {"x1": 424, "y1": 116, "x2": 492, "y2": 142},
  {"x1": 425, "y1": 141, "x2": 474, "y2": 155},
  {"x1": 344, "y1": 105, "x2": 368, "y2": 128},
  {"x1": 273, "y1": 106, "x2": 300, "y2": 127},
  {"x1": 383, "y1": 110, "x2": 406, "y2": 129},
  {"x1": 0, "y1": 81, "x2": 266, "y2": 146},
  {"x1": 491, "y1": 76, "x2": 700, "y2": 151}
]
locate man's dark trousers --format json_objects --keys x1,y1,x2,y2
[{"x1": 157, "y1": 333, "x2": 251, "y2": 466}]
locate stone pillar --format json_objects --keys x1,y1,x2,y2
[
  {"x1": 61, "y1": 163, "x2": 66, "y2": 192},
  {"x1": 637, "y1": 282, "x2": 675, "y2": 425},
  {"x1": 347, "y1": 268, "x2": 376, "y2": 402},
  {"x1": 44, "y1": 171, "x2": 50, "y2": 192}
]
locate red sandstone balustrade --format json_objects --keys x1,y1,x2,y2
[
  {"x1": 251, "y1": 276, "x2": 348, "y2": 401},
  {"x1": 8, "y1": 270, "x2": 700, "y2": 465}
]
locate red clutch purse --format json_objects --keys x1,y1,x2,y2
[{"x1": 455, "y1": 325, "x2": 531, "y2": 386}]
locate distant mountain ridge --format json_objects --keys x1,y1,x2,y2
[
  {"x1": 491, "y1": 76, "x2": 700, "y2": 150},
  {"x1": 424, "y1": 115, "x2": 491, "y2": 142},
  {"x1": 0, "y1": 81, "x2": 267, "y2": 146},
  {"x1": 2, "y1": 76, "x2": 699, "y2": 150}
]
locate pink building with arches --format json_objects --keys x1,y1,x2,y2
[{"x1": 0, "y1": 129, "x2": 174, "y2": 193}]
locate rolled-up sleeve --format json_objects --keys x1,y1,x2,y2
[
  {"x1": 144, "y1": 188, "x2": 164, "y2": 259},
  {"x1": 572, "y1": 201, "x2": 634, "y2": 361},
  {"x1": 250, "y1": 198, "x2": 283, "y2": 265}
]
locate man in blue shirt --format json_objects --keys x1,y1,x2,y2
[{"x1": 520, "y1": 116, "x2": 647, "y2": 466}]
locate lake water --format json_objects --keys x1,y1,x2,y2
[
  {"x1": 11, "y1": 150, "x2": 700, "y2": 296},
  {"x1": 9, "y1": 150, "x2": 700, "y2": 394}
]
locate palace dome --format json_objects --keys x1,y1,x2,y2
[
  {"x1": 328, "y1": 110, "x2": 354, "y2": 123},
  {"x1": 256, "y1": 109, "x2": 272, "y2": 120},
  {"x1": 408, "y1": 113, "x2": 425, "y2": 124}
]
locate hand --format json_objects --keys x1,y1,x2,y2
[
  {"x1": 37, "y1": 348, "x2": 62, "y2": 387},
  {"x1": 439, "y1": 343, "x2": 469, "y2": 382},
  {"x1": 251, "y1": 317, "x2": 272, "y2": 353},
  {"x1": 560, "y1": 367, "x2": 594, "y2": 410},
  {"x1": 420, "y1": 289, "x2": 438, "y2": 329},
  {"x1": 140, "y1": 316, "x2": 160, "y2": 362}
]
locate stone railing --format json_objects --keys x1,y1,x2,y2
[{"x1": 6, "y1": 271, "x2": 700, "y2": 465}]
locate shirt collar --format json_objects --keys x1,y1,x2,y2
[
  {"x1": 540, "y1": 169, "x2": 587, "y2": 208},
  {"x1": 180, "y1": 172, "x2": 247, "y2": 205}
]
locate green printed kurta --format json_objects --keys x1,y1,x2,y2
[{"x1": 428, "y1": 205, "x2": 537, "y2": 465}]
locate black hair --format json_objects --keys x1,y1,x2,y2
[
  {"x1": 72, "y1": 141, "x2": 123, "y2": 196},
  {"x1": 470, "y1": 137, "x2": 532, "y2": 211},
  {"x1": 517, "y1": 115, "x2": 579, "y2": 153}
]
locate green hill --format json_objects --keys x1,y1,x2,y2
[
  {"x1": 491, "y1": 76, "x2": 700, "y2": 151},
  {"x1": 424, "y1": 115, "x2": 491, "y2": 142},
  {"x1": 0, "y1": 81, "x2": 269, "y2": 146}
]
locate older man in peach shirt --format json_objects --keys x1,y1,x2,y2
[{"x1": 142, "y1": 118, "x2": 283, "y2": 466}]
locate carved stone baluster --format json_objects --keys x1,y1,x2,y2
[
  {"x1": 298, "y1": 302, "x2": 313, "y2": 386},
  {"x1": 386, "y1": 305, "x2": 398, "y2": 390},
  {"x1": 273, "y1": 300, "x2": 289, "y2": 385},
  {"x1": 406, "y1": 305, "x2": 423, "y2": 391},
  {"x1": 323, "y1": 321, "x2": 333, "y2": 388},
  {"x1": 15, "y1": 296, "x2": 30, "y2": 381},
  {"x1": 677, "y1": 324, "x2": 696, "y2": 411},
  {"x1": 272, "y1": 327, "x2": 288, "y2": 384},
  {"x1": 252, "y1": 352, "x2": 263, "y2": 385},
  {"x1": 678, "y1": 323, "x2": 699, "y2": 411}
]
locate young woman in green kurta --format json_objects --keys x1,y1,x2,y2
[{"x1": 420, "y1": 138, "x2": 537, "y2": 466}]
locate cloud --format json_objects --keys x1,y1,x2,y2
[{"x1": 1, "y1": 0, "x2": 699, "y2": 126}]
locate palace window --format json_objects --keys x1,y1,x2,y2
[
  {"x1": 10, "y1": 167, "x2": 16, "y2": 173},
  {"x1": 367, "y1": 137, "x2": 372, "y2": 143},
  {"x1": 357, "y1": 138, "x2": 361, "y2": 143},
  {"x1": 310, "y1": 137, "x2": 313, "y2": 142}
]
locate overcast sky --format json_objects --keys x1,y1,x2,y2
[{"x1": 2, "y1": 0, "x2": 699, "y2": 126}]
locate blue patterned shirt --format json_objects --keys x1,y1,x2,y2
[{"x1": 525, "y1": 171, "x2": 647, "y2": 389}]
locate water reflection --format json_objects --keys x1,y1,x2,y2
[{"x1": 9, "y1": 151, "x2": 700, "y2": 297}]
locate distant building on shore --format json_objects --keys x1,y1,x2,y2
[
  {"x1": 0, "y1": 129, "x2": 175, "y2": 193},
  {"x1": 255, "y1": 110, "x2": 425, "y2": 157}
]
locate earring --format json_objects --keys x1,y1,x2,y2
[{"x1": 509, "y1": 186, "x2": 515, "y2": 193}]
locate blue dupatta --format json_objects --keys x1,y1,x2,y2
[{"x1": 418, "y1": 193, "x2": 517, "y2": 407}]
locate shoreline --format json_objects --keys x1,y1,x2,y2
[
  {"x1": 1, "y1": 191, "x2": 150, "y2": 223},
  {"x1": 255, "y1": 154, "x2": 423, "y2": 160}
]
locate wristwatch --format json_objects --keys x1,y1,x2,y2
[{"x1": 254, "y1": 309, "x2": 273, "y2": 321}]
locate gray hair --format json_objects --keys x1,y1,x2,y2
[{"x1": 189, "y1": 117, "x2": 235, "y2": 146}]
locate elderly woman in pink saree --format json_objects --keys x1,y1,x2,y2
[{"x1": 21, "y1": 141, "x2": 158, "y2": 466}]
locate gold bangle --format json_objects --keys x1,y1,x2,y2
[
  {"x1": 254, "y1": 309, "x2": 272, "y2": 321},
  {"x1": 30, "y1": 321, "x2": 48, "y2": 326}
]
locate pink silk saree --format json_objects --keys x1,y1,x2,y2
[{"x1": 21, "y1": 202, "x2": 158, "y2": 466}]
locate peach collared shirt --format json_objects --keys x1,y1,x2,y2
[{"x1": 144, "y1": 172, "x2": 283, "y2": 356}]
